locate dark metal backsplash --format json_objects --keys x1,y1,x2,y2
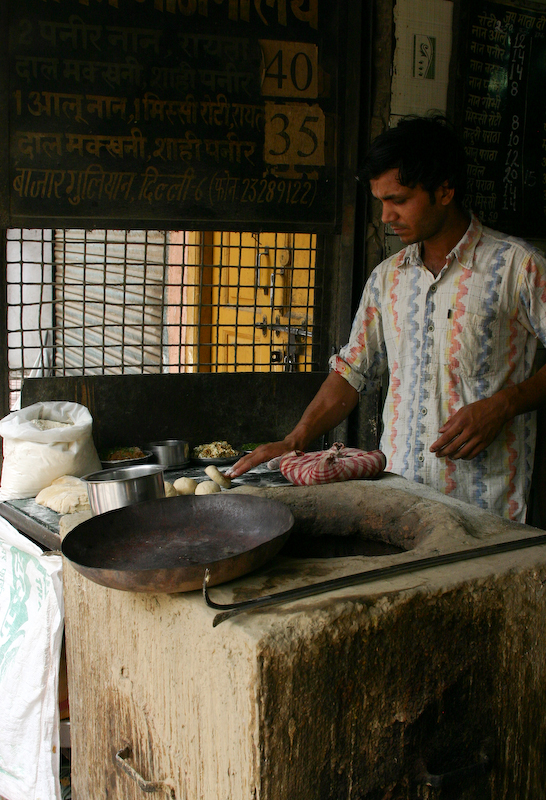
[{"x1": 20, "y1": 373, "x2": 335, "y2": 454}]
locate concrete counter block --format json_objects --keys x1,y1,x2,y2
[{"x1": 62, "y1": 474, "x2": 546, "y2": 799}]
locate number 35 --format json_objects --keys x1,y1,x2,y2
[{"x1": 264, "y1": 104, "x2": 325, "y2": 166}]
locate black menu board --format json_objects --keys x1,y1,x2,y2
[
  {"x1": 458, "y1": 0, "x2": 546, "y2": 237},
  {"x1": 4, "y1": 0, "x2": 349, "y2": 231}
]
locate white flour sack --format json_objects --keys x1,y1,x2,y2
[
  {"x1": 0, "y1": 401, "x2": 102, "y2": 500},
  {"x1": 0, "y1": 516, "x2": 64, "y2": 800}
]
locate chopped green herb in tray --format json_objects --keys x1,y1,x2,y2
[{"x1": 240, "y1": 442, "x2": 266, "y2": 451}]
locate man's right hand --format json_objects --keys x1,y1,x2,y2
[
  {"x1": 225, "y1": 440, "x2": 292, "y2": 478},
  {"x1": 226, "y1": 371, "x2": 359, "y2": 479}
]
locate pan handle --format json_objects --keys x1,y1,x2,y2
[{"x1": 115, "y1": 746, "x2": 176, "y2": 797}]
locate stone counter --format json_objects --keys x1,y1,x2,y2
[{"x1": 62, "y1": 474, "x2": 546, "y2": 800}]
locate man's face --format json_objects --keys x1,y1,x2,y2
[{"x1": 370, "y1": 168, "x2": 452, "y2": 245}]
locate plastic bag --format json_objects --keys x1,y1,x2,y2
[
  {"x1": 0, "y1": 516, "x2": 64, "y2": 800},
  {"x1": 0, "y1": 401, "x2": 102, "y2": 500}
]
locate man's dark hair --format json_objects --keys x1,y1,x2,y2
[{"x1": 358, "y1": 114, "x2": 467, "y2": 206}]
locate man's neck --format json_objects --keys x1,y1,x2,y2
[{"x1": 421, "y1": 210, "x2": 470, "y2": 277}]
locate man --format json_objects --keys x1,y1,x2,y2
[{"x1": 229, "y1": 115, "x2": 546, "y2": 522}]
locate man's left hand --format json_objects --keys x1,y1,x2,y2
[{"x1": 430, "y1": 394, "x2": 510, "y2": 460}]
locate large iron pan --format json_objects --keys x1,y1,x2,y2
[{"x1": 61, "y1": 493, "x2": 294, "y2": 593}]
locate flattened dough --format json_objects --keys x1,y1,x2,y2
[{"x1": 35, "y1": 475, "x2": 91, "y2": 514}]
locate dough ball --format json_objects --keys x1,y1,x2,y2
[
  {"x1": 164, "y1": 481, "x2": 178, "y2": 497},
  {"x1": 52, "y1": 475, "x2": 85, "y2": 486},
  {"x1": 204, "y1": 464, "x2": 231, "y2": 489},
  {"x1": 173, "y1": 477, "x2": 198, "y2": 495},
  {"x1": 195, "y1": 480, "x2": 221, "y2": 495},
  {"x1": 35, "y1": 475, "x2": 91, "y2": 514}
]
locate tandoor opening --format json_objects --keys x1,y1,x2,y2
[
  {"x1": 282, "y1": 534, "x2": 405, "y2": 559},
  {"x1": 267, "y1": 483, "x2": 427, "y2": 560}
]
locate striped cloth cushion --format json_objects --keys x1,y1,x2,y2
[{"x1": 279, "y1": 442, "x2": 386, "y2": 486}]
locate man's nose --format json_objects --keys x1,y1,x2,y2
[{"x1": 381, "y1": 203, "x2": 397, "y2": 224}]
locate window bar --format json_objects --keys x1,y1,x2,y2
[
  {"x1": 157, "y1": 231, "x2": 169, "y2": 372},
  {"x1": 51, "y1": 230, "x2": 59, "y2": 376},
  {"x1": 117, "y1": 229, "x2": 126, "y2": 373},
  {"x1": 233, "y1": 234, "x2": 242, "y2": 372},
  {"x1": 141, "y1": 231, "x2": 149, "y2": 373},
  {"x1": 99, "y1": 231, "x2": 106, "y2": 374},
  {"x1": 78, "y1": 230, "x2": 86, "y2": 375},
  {"x1": 38, "y1": 233, "x2": 51, "y2": 378},
  {"x1": 311, "y1": 233, "x2": 324, "y2": 370},
  {"x1": 160, "y1": 231, "x2": 170, "y2": 372},
  {"x1": 213, "y1": 232, "x2": 223, "y2": 372},
  {"x1": 252, "y1": 233, "x2": 260, "y2": 371},
  {"x1": 7, "y1": 232, "x2": 21, "y2": 392},
  {"x1": 179, "y1": 231, "x2": 187, "y2": 373},
  {"x1": 0, "y1": 229, "x2": 9, "y2": 419},
  {"x1": 196, "y1": 234, "x2": 205, "y2": 372}
]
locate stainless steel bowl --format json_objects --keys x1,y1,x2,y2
[
  {"x1": 84, "y1": 464, "x2": 165, "y2": 515},
  {"x1": 147, "y1": 439, "x2": 190, "y2": 468}
]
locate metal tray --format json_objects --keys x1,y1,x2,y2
[
  {"x1": 191, "y1": 454, "x2": 242, "y2": 466},
  {"x1": 100, "y1": 450, "x2": 154, "y2": 469}
]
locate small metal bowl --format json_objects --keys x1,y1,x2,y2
[
  {"x1": 83, "y1": 464, "x2": 165, "y2": 515},
  {"x1": 147, "y1": 439, "x2": 190, "y2": 468}
]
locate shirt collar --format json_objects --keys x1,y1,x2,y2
[
  {"x1": 450, "y1": 212, "x2": 482, "y2": 268},
  {"x1": 401, "y1": 212, "x2": 482, "y2": 271}
]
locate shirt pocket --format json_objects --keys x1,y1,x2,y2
[{"x1": 447, "y1": 310, "x2": 506, "y2": 378}]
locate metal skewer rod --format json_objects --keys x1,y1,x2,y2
[{"x1": 203, "y1": 532, "x2": 546, "y2": 626}]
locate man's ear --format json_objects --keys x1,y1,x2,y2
[{"x1": 437, "y1": 180, "x2": 455, "y2": 206}]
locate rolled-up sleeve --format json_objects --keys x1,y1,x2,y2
[
  {"x1": 328, "y1": 270, "x2": 388, "y2": 393},
  {"x1": 520, "y1": 249, "x2": 546, "y2": 345}
]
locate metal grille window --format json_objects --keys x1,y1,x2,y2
[
  {"x1": 6, "y1": 228, "x2": 322, "y2": 410},
  {"x1": 54, "y1": 229, "x2": 168, "y2": 375}
]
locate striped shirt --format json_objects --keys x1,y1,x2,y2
[{"x1": 330, "y1": 213, "x2": 546, "y2": 522}]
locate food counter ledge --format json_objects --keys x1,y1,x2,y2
[{"x1": 0, "y1": 462, "x2": 290, "y2": 551}]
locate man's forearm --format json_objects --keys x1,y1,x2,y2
[
  {"x1": 502, "y1": 362, "x2": 546, "y2": 419},
  {"x1": 226, "y1": 371, "x2": 360, "y2": 478},
  {"x1": 284, "y1": 371, "x2": 360, "y2": 451}
]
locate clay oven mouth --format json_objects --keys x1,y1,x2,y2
[
  {"x1": 232, "y1": 474, "x2": 523, "y2": 572},
  {"x1": 282, "y1": 533, "x2": 404, "y2": 558},
  {"x1": 264, "y1": 481, "x2": 433, "y2": 560}
]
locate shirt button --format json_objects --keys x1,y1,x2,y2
[
  {"x1": 418, "y1": 453, "x2": 425, "y2": 462},
  {"x1": 428, "y1": 323, "x2": 435, "y2": 332},
  {"x1": 421, "y1": 407, "x2": 427, "y2": 415},
  {"x1": 430, "y1": 285, "x2": 437, "y2": 293}
]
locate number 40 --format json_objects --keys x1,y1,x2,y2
[{"x1": 264, "y1": 49, "x2": 314, "y2": 92}]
